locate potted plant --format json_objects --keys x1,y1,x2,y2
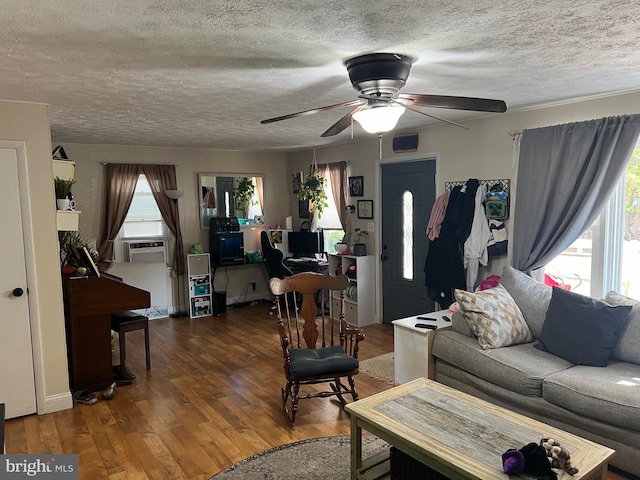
[
  {"x1": 54, "y1": 177, "x2": 76, "y2": 210},
  {"x1": 54, "y1": 176, "x2": 75, "y2": 198},
  {"x1": 58, "y1": 230, "x2": 100, "y2": 272},
  {"x1": 297, "y1": 171, "x2": 328, "y2": 218},
  {"x1": 352, "y1": 228, "x2": 369, "y2": 256},
  {"x1": 232, "y1": 177, "x2": 257, "y2": 219}
]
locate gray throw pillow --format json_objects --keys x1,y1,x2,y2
[
  {"x1": 605, "y1": 291, "x2": 640, "y2": 365},
  {"x1": 500, "y1": 266, "x2": 551, "y2": 339},
  {"x1": 535, "y1": 287, "x2": 632, "y2": 366}
]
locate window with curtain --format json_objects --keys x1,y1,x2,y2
[
  {"x1": 315, "y1": 166, "x2": 345, "y2": 253},
  {"x1": 121, "y1": 175, "x2": 170, "y2": 238},
  {"x1": 244, "y1": 176, "x2": 264, "y2": 220},
  {"x1": 545, "y1": 142, "x2": 640, "y2": 298}
]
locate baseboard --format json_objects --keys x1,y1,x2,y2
[{"x1": 43, "y1": 392, "x2": 73, "y2": 414}]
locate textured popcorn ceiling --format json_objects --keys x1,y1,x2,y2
[{"x1": 2, "y1": 1, "x2": 640, "y2": 151}]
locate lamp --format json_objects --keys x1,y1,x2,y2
[
  {"x1": 165, "y1": 189, "x2": 188, "y2": 318},
  {"x1": 353, "y1": 105, "x2": 405, "y2": 134}
]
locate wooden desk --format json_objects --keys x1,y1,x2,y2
[
  {"x1": 63, "y1": 274, "x2": 150, "y2": 392},
  {"x1": 346, "y1": 378, "x2": 615, "y2": 480}
]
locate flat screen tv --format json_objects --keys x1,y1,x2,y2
[{"x1": 288, "y1": 231, "x2": 323, "y2": 258}]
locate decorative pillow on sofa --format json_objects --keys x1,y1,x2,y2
[
  {"x1": 500, "y1": 266, "x2": 551, "y2": 339},
  {"x1": 535, "y1": 287, "x2": 632, "y2": 366},
  {"x1": 454, "y1": 285, "x2": 533, "y2": 349},
  {"x1": 605, "y1": 291, "x2": 640, "y2": 365}
]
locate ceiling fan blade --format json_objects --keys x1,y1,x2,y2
[
  {"x1": 389, "y1": 98, "x2": 470, "y2": 131},
  {"x1": 320, "y1": 105, "x2": 368, "y2": 137},
  {"x1": 260, "y1": 99, "x2": 364, "y2": 124},
  {"x1": 399, "y1": 93, "x2": 507, "y2": 113}
]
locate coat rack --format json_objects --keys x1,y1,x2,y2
[
  {"x1": 445, "y1": 178, "x2": 511, "y2": 220},
  {"x1": 444, "y1": 178, "x2": 510, "y2": 194}
]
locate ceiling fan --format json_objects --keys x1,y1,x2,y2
[{"x1": 260, "y1": 53, "x2": 507, "y2": 137}]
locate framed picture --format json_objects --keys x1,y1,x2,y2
[
  {"x1": 357, "y1": 200, "x2": 373, "y2": 219},
  {"x1": 349, "y1": 175, "x2": 364, "y2": 197}
]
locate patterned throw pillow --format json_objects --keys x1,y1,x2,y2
[{"x1": 454, "y1": 285, "x2": 533, "y2": 349}]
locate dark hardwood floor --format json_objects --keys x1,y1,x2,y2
[{"x1": 5, "y1": 302, "x2": 629, "y2": 479}]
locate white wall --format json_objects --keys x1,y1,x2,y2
[
  {"x1": 56, "y1": 144, "x2": 290, "y2": 305},
  {"x1": 288, "y1": 91, "x2": 640, "y2": 317},
  {"x1": 0, "y1": 100, "x2": 72, "y2": 413}
]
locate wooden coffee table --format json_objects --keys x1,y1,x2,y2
[{"x1": 345, "y1": 378, "x2": 615, "y2": 480}]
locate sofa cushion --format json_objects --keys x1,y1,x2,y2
[
  {"x1": 536, "y1": 287, "x2": 631, "y2": 367},
  {"x1": 432, "y1": 330, "x2": 572, "y2": 397},
  {"x1": 500, "y1": 266, "x2": 551, "y2": 339},
  {"x1": 605, "y1": 291, "x2": 640, "y2": 365},
  {"x1": 454, "y1": 285, "x2": 533, "y2": 349},
  {"x1": 543, "y1": 361, "x2": 640, "y2": 431}
]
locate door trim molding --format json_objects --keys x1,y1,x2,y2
[{"x1": 0, "y1": 140, "x2": 45, "y2": 415}]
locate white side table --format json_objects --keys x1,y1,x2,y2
[{"x1": 392, "y1": 311, "x2": 452, "y2": 384}]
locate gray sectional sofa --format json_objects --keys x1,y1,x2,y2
[{"x1": 432, "y1": 265, "x2": 640, "y2": 476}]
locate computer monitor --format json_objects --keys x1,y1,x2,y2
[{"x1": 288, "y1": 231, "x2": 324, "y2": 258}]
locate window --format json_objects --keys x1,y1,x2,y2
[
  {"x1": 120, "y1": 174, "x2": 170, "y2": 239},
  {"x1": 545, "y1": 144, "x2": 640, "y2": 298},
  {"x1": 315, "y1": 167, "x2": 345, "y2": 254},
  {"x1": 402, "y1": 190, "x2": 414, "y2": 280}
]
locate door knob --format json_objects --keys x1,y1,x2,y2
[{"x1": 12, "y1": 287, "x2": 24, "y2": 297}]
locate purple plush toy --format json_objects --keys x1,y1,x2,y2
[{"x1": 502, "y1": 449, "x2": 526, "y2": 475}]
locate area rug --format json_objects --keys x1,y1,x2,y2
[
  {"x1": 359, "y1": 352, "x2": 396, "y2": 384},
  {"x1": 210, "y1": 435, "x2": 388, "y2": 479}
]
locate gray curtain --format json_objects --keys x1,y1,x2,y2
[{"x1": 513, "y1": 114, "x2": 640, "y2": 272}]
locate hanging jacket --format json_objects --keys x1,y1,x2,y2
[
  {"x1": 464, "y1": 184, "x2": 490, "y2": 289},
  {"x1": 426, "y1": 190, "x2": 451, "y2": 241},
  {"x1": 424, "y1": 186, "x2": 467, "y2": 309}
]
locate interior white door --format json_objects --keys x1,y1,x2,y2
[{"x1": 0, "y1": 147, "x2": 37, "y2": 419}]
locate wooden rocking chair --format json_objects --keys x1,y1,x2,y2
[{"x1": 270, "y1": 272, "x2": 365, "y2": 424}]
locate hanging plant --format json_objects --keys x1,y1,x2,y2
[
  {"x1": 297, "y1": 172, "x2": 328, "y2": 218},
  {"x1": 232, "y1": 177, "x2": 257, "y2": 216},
  {"x1": 297, "y1": 148, "x2": 329, "y2": 218}
]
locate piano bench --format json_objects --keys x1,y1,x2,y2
[{"x1": 110, "y1": 311, "x2": 150, "y2": 373}]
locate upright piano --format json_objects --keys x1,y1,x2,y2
[{"x1": 63, "y1": 273, "x2": 150, "y2": 392}]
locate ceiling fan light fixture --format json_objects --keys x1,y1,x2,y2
[{"x1": 353, "y1": 105, "x2": 405, "y2": 134}]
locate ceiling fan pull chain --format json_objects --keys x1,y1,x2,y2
[{"x1": 379, "y1": 134, "x2": 383, "y2": 159}]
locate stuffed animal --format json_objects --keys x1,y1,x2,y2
[
  {"x1": 502, "y1": 438, "x2": 579, "y2": 480},
  {"x1": 502, "y1": 449, "x2": 525, "y2": 475},
  {"x1": 541, "y1": 438, "x2": 579, "y2": 476},
  {"x1": 518, "y1": 442, "x2": 558, "y2": 480}
]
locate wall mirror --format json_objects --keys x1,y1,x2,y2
[{"x1": 198, "y1": 173, "x2": 264, "y2": 229}]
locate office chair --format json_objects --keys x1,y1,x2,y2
[
  {"x1": 261, "y1": 231, "x2": 294, "y2": 280},
  {"x1": 270, "y1": 272, "x2": 365, "y2": 424}
]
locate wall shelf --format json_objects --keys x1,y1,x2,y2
[{"x1": 53, "y1": 159, "x2": 79, "y2": 231}]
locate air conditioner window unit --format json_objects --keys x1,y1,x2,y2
[{"x1": 125, "y1": 240, "x2": 167, "y2": 263}]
